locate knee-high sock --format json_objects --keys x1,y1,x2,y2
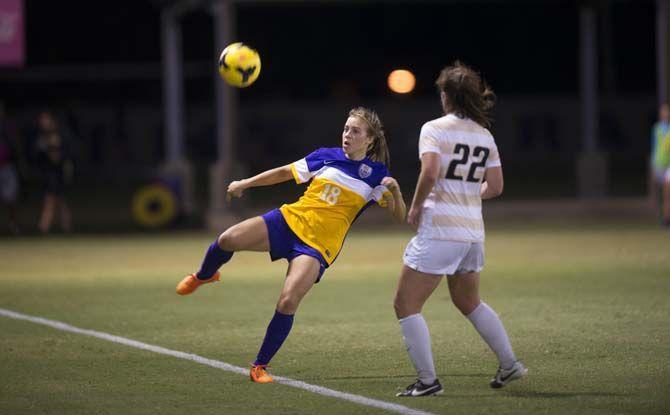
[
  {"x1": 466, "y1": 302, "x2": 516, "y2": 369},
  {"x1": 254, "y1": 310, "x2": 294, "y2": 366},
  {"x1": 197, "y1": 240, "x2": 233, "y2": 280},
  {"x1": 399, "y1": 313, "x2": 436, "y2": 384}
]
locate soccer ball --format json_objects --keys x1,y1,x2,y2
[{"x1": 218, "y1": 42, "x2": 261, "y2": 88}]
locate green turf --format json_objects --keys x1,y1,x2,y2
[{"x1": 1, "y1": 221, "x2": 669, "y2": 415}]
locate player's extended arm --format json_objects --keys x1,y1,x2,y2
[
  {"x1": 481, "y1": 166, "x2": 504, "y2": 200},
  {"x1": 227, "y1": 164, "x2": 293, "y2": 200},
  {"x1": 407, "y1": 152, "x2": 441, "y2": 230},
  {"x1": 381, "y1": 177, "x2": 406, "y2": 223}
]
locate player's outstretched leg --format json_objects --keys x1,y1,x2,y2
[
  {"x1": 176, "y1": 271, "x2": 221, "y2": 295},
  {"x1": 176, "y1": 238, "x2": 230, "y2": 295},
  {"x1": 176, "y1": 217, "x2": 269, "y2": 295}
]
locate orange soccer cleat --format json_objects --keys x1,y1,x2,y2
[
  {"x1": 250, "y1": 364, "x2": 274, "y2": 384},
  {"x1": 175, "y1": 272, "x2": 220, "y2": 295}
]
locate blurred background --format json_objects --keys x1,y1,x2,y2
[{"x1": 0, "y1": 0, "x2": 666, "y2": 234}]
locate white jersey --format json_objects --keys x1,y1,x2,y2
[{"x1": 417, "y1": 114, "x2": 501, "y2": 242}]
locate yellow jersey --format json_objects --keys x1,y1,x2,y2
[{"x1": 280, "y1": 147, "x2": 392, "y2": 265}]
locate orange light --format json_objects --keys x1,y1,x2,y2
[{"x1": 387, "y1": 69, "x2": 416, "y2": 94}]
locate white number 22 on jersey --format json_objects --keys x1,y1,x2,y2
[{"x1": 319, "y1": 183, "x2": 341, "y2": 205}]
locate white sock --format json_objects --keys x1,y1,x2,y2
[
  {"x1": 399, "y1": 313, "x2": 436, "y2": 384},
  {"x1": 466, "y1": 302, "x2": 516, "y2": 369}
]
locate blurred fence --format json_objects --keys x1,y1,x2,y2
[
  {"x1": 3, "y1": 92, "x2": 657, "y2": 232},
  {"x1": 10, "y1": 93, "x2": 657, "y2": 183}
]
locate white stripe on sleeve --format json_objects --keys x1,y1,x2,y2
[{"x1": 292, "y1": 158, "x2": 314, "y2": 184}]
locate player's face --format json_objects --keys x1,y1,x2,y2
[{"x1": 342, "y1": 116, "x2": 373, "y2": 159}]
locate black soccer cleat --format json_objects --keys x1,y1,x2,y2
[
  {"x1": 396, "y1": 379, "x2": 444, "y2": 397},
  {"x1": 490, "y1": 361, "x2": 528, "y2": 389}
]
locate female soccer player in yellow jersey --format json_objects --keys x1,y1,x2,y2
[
  {"x1": 393, "y1": 62, "x2": 526, "y2": 397},
  {"x1": 176, "y1": 107, "x2": 406, "y2": 383}
]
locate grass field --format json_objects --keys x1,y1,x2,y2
[{"x1": 1, "y1": 220, "x2": 669, "y2": 415}]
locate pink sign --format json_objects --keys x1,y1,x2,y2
[{"x1": 0, "y1": 0, "x2": 24, "y2": 67}]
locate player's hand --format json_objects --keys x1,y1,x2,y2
[
  {"x1": 381, "y1": 176, "x2": 399, "y2": 193},
  {"x1": 226, "y1": 180, "x2": 247, "y2": 202},
  {"x1": 407, "y1": 206, "x2": 422, "y2": 231},
  {"x1": 382, "y1": 191, "x2": 396, "y2": 212}
]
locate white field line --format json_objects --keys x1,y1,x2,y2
[{"x1": 0, "y1": 308, "x2": 438, "y2": 415}]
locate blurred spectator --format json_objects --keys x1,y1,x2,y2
[
  {"x1": 650, "y1": 103, "x2": 670, "y2": 226},
  {"x1": 0, "y1": 101, "x2": 21, "y2": 234},
  {"x1": 33, "y1": 111, "x2": 74, "y2": 233}
]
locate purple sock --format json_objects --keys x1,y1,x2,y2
[
  {"x1": 254, "y1": 310, "x2": 294, "y2": 366},
  {"x1": 196, "y1": 240, "x2": 233, "y2": 280}
]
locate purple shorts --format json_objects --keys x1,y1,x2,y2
[{"x1": 262, "y1": 208, "x2": 328, "y2": 283}]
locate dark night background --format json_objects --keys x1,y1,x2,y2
[
  {"x1": 5, "y1": 0, "x2": 655, "y2": 99},
  {"x1": 0, "y1": 0, "x2": 662, "y2": 231}
]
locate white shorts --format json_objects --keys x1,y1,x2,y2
[{"x1": 403, "y1": 235, "x2": 484, "y2": 276}]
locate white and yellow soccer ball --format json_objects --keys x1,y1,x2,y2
[{"x1": 218, "y1": 42, "x2": 261, "y2": 88}]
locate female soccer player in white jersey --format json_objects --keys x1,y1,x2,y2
[
  {"x1": 394, "y1": 62, "x2": 526, "y2": 397},
  {"x1": 176, "y1": 107, "x2": 406, "y2": 383}
]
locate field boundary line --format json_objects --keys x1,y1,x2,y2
[{"x1": 0, "y1": 308, "x2": 437, "y2": 415}]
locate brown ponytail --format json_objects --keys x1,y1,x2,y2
[{"x1": 435, "y1": 61, "x2": 496, "y2": 128}]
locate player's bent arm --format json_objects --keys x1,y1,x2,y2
[
  {"x1": 390, "y1": 190, "x2": 407, "y2": 223},
  {"x1": 227, "y1": 164, "x2": 293, "y2": 199},
  {"x1": 410, "y1": 152, "x2": 441, "y2": 211},
  {"x1": 406, "y1": 152, "x2": 440, "y2": 229},
  {"x1": 381, "y1": 177, "x2": 406, "y2": 223},
  {"x1": 481, "y1": 166, "x2": 503, "y2": 200}
]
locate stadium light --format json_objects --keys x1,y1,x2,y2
[{"x1": 387, "y1": 69, "x2": 415, "y2": 94}]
